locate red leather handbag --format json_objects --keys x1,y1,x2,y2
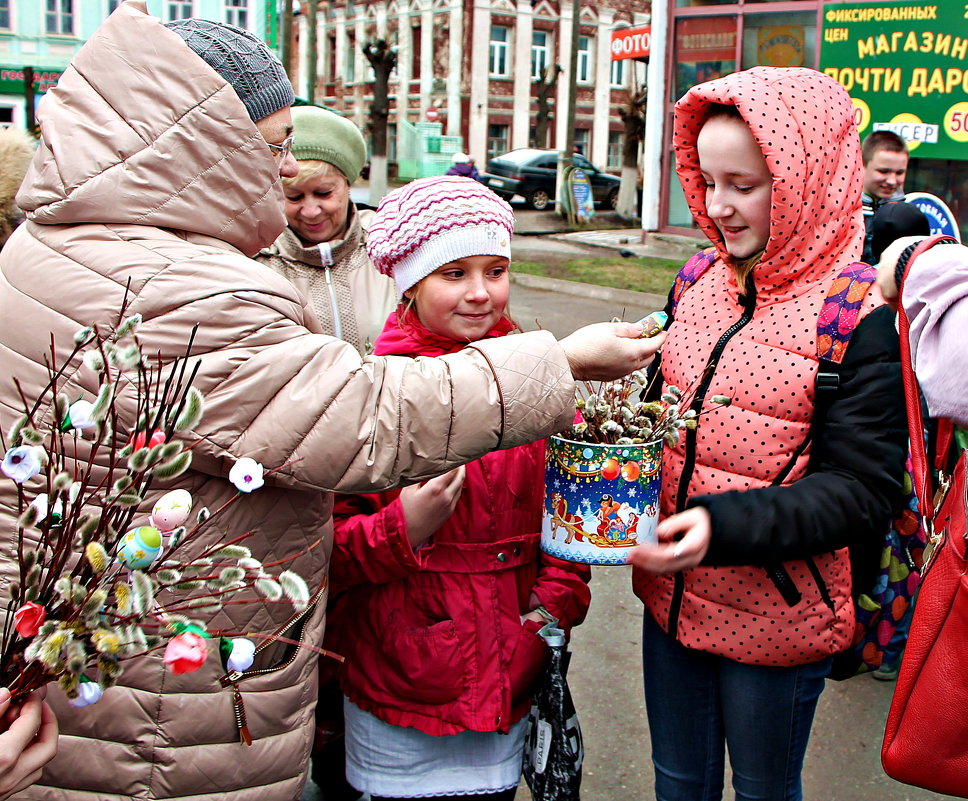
[{"x1": 881, "y1": 236, "x2": 968, "y2": 797}]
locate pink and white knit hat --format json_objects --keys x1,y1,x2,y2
[{"x1": 367, "y1": 176, "x2": 515, "y2": 295}]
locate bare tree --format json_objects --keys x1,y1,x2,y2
[
  {"x1": 363, "y1": 37, "x2": 397, "y2": 203},
  {"x1": 305, "y1": 0, "x2": 318, "y2": 104},
  {"x1": 280, "y1": 0, "x2": 294, "y2": 80},
  {"x1": 534, "y1": 65, "x2": 562, "y2": 149},
  {"x1": 615, "y1": 84, "x2": 647, "y2": 220}
]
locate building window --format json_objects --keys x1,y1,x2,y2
[
  {"x1": 488, "y1": 123, "x2": 509, "y2": 160},
  {"x1": 345, "y1": 34, "x2": 356, "y2": 83},
  {"x1": 577, "y1": 36, "x2": 591, "y2": 83},
  {"x1": 0, "y1": 0, "x2": 10, "y2": 31},
  {"x1": 412, "y1": 24, "x2": 422, "y2": 80},
  {"x1": 531, "y1": 31, "x2": 550, "y2": 80},
  {"x1": 674, "y1": 15, "x2": 737, "y2": 100},
  {"x1": 168, "y1": 1, "x2": 193, "y2": 20},
  {"x1": 225, "y1": 0, "x2": 248, "y2": 29},
  {"x1": 607, "y1": 130, "x2": 623, "y2": 170},
  {"x1": 610, "y1": 58, "x2": 626, "y2": 88},
  {"x1": 46, "y1": 0, "x2": 74, "y2": 35},
  {"x1": 0, "y1": 107, "x2": 14, "y2": 126},
  {"x1": 328, "y1": 34, "x2": 337, "y2": 81},
  {"x1": 574, "y1": 128, "x2": 589, "y2": 157},
  {"x1": 489, "y1": 26, "x2": 509, "y2": 77},
  {"x1": 741, "y1": 11, "x2": 815, "y2": 72}
]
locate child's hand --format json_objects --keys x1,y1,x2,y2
[
  {"x1": 0, "y1": 687, "x2": 58, "y2": 800},
  {"x1": 627, "y1": 507, "x2": 711, "y2": 574},
  {"x1": 399, "y1": 466, "x2": 466, "y2": 548}
]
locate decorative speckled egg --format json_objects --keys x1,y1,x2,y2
[
  {"x1": 117, "y1": 526, "x2": 163, "y2": 569},
  {"x1": 150, "y1": 489, "x2": 193, "y2": 532}
]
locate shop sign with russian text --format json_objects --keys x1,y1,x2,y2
[
  {"x1": 0, "y1": 68, "x2": 63, "y2": 95},
  {"x1": 820, "y1": 1, "x2": 968, "y2": 160},
  {"x1": 611, "y1": 25, "x2": 651, "y2": 61}
]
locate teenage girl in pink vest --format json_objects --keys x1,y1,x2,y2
[
  {"x1": 324, "y1": 176, "x2": 592, "y2": 801},
  {"x1": 628, "y1": 67, "x2": 907, "y2": 800}
]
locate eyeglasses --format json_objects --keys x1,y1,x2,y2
[{"x1": 266, "y1": 134, "x2": 294, "y2": 160}]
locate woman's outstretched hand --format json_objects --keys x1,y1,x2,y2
[
  {"x1": 559, "y1": 322, "x2": 665, "y2": 381},
  {"x1": 0, "y1": 687, "x2": 58, "y2": 800},
  {"x1": 627, "y1": 507, "x2": 711, "y2": 575}
]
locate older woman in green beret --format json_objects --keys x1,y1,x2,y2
[{"x1": 257, "y1": 105, "x2": 396, "y2": 355}]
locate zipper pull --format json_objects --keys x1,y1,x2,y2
[{"x1": 232, "y1": 683, "x2": 254, "y2": 746}]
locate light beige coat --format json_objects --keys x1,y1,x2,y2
[
  {"x1": 0, "y1": 4, "x2": 573, "y2": 799},
  {"x1": 256, "y1": 207, "x2": 397, "y2": 355}
]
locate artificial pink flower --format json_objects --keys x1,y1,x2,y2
[
  {"x1": 13, "y1": 602, "x2": 47, "y2": 638},
  {"x1": 163, "y1": 632, "x2": 208, "y2": 675},
  {"x1": 129, "y1": 429, "x2": 166, "y2": 451}
]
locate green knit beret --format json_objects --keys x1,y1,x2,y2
[{"x1": 291, "y1": 106, "x2": 367, "y2": 183}]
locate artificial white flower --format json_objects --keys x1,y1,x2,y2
[
  {"x1": 228, "y1": 458, "x2": 264, "y2": 493},
  {"x1": 1, "y1": 446, "x2": 43, "y2": 484},
  {"x1": 29, "y1": 493, "x2": 49, "y2": 524},
  {"x1": 226, "y1": 638, "x2": 257, "y2": 672},
  {"x1": 68, "y1": 681, "x2": 104, "y2": 708},
  {"x1": 66, "y1": 400, "x2": 96, "y2": 430}
]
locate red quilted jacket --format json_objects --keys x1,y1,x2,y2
[
  {"x1": 327, "y1": 308, "x2": 591, "y2": 735},
  {"x1": 633, "y1": 67, "x2": 891, "y2": 667}
]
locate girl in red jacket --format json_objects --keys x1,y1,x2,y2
[
  {"x1": 326, "y1": 176, "x2": 592, "y2": 801},
  {"x1": 628, "y1": 68, "x2": 907, "y2": 800}
]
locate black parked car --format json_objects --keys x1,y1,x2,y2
[{"x1": 481, "y1": 148, "x2": 621, "y2": 211}]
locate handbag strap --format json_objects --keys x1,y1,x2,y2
[{"x1": 896, "y1": 234, "x2": 959, "y2": 526}]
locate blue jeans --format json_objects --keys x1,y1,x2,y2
[{"x1": 642, "y1": 614, "x2": 831, "y2": 801}]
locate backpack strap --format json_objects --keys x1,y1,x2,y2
[
  {"x1": 815, "y1": 262, "x2": 878, "y2": 392},
  {"x1": 670, "y1": 247, "x2": 717, "y2": 314},
  {"x1": 764, "y1": 262, "x2": 879, "y2": 606},
  {"x1": 768, "y1": 262, "x2": 877, "y2": 488}
]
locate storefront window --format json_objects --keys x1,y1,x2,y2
[
  {"x1": 673, "y1": 16, "x2": 737, "y2": 100},
  {"x1": 666, "y1": 155, "x2": 695, "y2": 228},
  {"x1": 741, "y1": 11, "x2": 816, "y2": 70},
  {"x1": 676, "y1": 0, "x2": 734, "y2": 7}
]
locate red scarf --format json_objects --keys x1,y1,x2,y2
[{"x1": 373, "y1": 304, "x2": 516, "y2": 357}]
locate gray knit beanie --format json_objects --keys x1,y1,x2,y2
[
  {"x1": 291, "y1": 106, "x2": 367, "y2": 182},
  {"x1": 164, "y1": 18, "x2": 294, "y2": 122}
]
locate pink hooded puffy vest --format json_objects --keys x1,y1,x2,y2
[{"x1": 632, "y1": 67, "x2": 879, "y2": 667}]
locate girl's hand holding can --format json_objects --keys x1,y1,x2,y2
[{"x1": 627, "y1": 507, "x2": 711, "y2": 575}]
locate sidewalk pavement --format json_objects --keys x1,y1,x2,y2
[{"x1": 511, "y1": 208, "x2": 708, "y2": 263}]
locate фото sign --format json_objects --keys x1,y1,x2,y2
[
  {"x1": 820, "y1": 1, "x2": 968, "y2": 159},
  {"x1": 611, "y1": 25, "x2": 651, "y2": 61}
]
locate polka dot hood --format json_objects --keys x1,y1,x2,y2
[{"x1": 674, "y1": 66, "x2": 865, "y2": 295}]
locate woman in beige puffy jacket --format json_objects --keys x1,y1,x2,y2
[{"x1": 0, "y1": 4, "x2": 661, "y2": 801}]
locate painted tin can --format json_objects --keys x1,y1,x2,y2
[{"x1": 541, "y1": 436, "x2": 662, "y2": 565}]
